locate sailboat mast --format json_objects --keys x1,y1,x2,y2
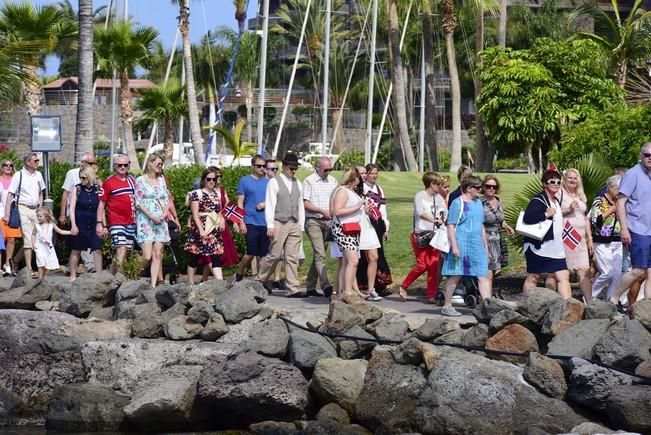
[
  {"x1": 321, "y1": 0, "x2": 332, "y2": 156},
  {"x1": 257, "y1": 0, "x2": 270, "y2": 149},
  {"x1": 365, "y1": 0, "x2": 378, "y2": 165},
  {"x1": 419, "y1": 41, "x2": 425, "y2": 172}
]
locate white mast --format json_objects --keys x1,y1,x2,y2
[
  {"x1": 321, "y1": 0, "x2": 332, "y2": 156},
  {"x1": 365, "y1": 0, "x2": 378, "y2": 164},
  {"x1": 257, "y1": 0, "x2": 270, "y2": 148},
  {"x1": 419, "y1": 41, "x2": 425, "y2": 172}
]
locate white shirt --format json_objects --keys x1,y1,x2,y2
[
  {"x1": 8, "y1": 168, "x2": 45, "y2": 207},
  {"x1": 363, "y1": 182, "x2": 390, "y2": 232},
  {"x1": 62, "y1": 167, "x2": 81, "y2": 216},
  {"x1": 413, "y1": 190, "x2": 445, "y2": 233},
  {"x1": 303, "y1": 172, "x2": 338, "y2": 218},
  {"x1": 265, "y1": 173, "x2": 305, "y2": 230}
]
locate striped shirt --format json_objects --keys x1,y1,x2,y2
[
  {"x1": 99, "y1": 174, "x2": 136, "y2": 226},
  {"x1": 303, "y1": 172, "x2": 338, "y2": 219}
]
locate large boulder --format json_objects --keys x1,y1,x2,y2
[
  {"x1": 82, "y1": 339, "x2": 236, "y2": 395},
  {"x1": 310, "y1": 357, "x2": 368, "y2": 414},
  {"x1": 323, "y1": 301, "x2": 363, "y2": 333},
  {"x1": 485, "y1": 324, "x2": 539, "y2": 363},
  {"x1": 350, "y1": 301, "x2": 383, "y2": 325},
  {"x1": 541, "y1": 297, "x2": 585, "y2": 336},
  {"x1": 288, "y1": 326, "x2": 337, "y2": 370},
  {"x1": 155, "y1": 282, "x2": 192, "y2": 309},
  {"x1": 199, "y1": 313, "x2": 229, "y2": 341},
  {"x1": 546, "y1": 319, "x2": 610, "y2": 359},
  {"x1": 213, "y1": 283, "x2": 262, "y2": 323},
  {"x1": 336, "y1": 325, "x2": 376, "y2": 360},
  {"x1": 164, "y1": 315, "x2": 204, "y2": 340},
  {"x1": 462, "y1": 323, "x2": 490, "y2": 349},
  {"x1": 567, "y1": 358, "x2": 631, "y2": 411},
  {"x1": 121, "y1": 303, "x2": 164, "y2": 338},
  {"x1": 366, "y1": 313, "x2": 410, "y2": 343},
  {"x1": 355, "y1": 350, "x2": 427, "y2": 433},
  {"x1": 123, "y1": 366, "x2": 203, "y2": 430},
  {"x1": 593, "y1": 317, "x2": 651, "y2": 371},
  {"x1": 248, "y1": 318, "x2": 289, "y2": 358},
  {"x1": 584, "y1": 299, "x2": 617, "y2": 320},
  {"x1": 46, "y1": 384, "x2": 130, "y2": 432},
  {"x1": 231, "y1": 279, "x2": 268, "y2": 303},
  {"x1": 196, "y1": 351, "x2": 309, "y2": 428},
  {"x1": 411, "y1": 318, "x2": 461, "y2": 342},
  {"x1": 472, "y1": 297, "x2": 517, "y2": 324},
  {"x1": 0, "y1": 276, "x2": 52, "y2": 309},
  {"x1": 188, "y1": 301, "x2": 216, "y2": 324},
  {"x1": 523, "y1": 353, "x2": 567, "y2": 399},
  {"x1": 187, "y1": 280, "x2": 229, "y2": 306},
  {"x1": 391, "y1": 337, "x2": 425, "y2": 365},
  {"x1": 316, "y1": 402, "x2": 351, "y2": 425},
  {"x1": 489, "y1": 309, "x2": 536, "y2": 333},
  {"x1": 631, "y1": 299, "x2": 651, "y2": 332},
  {"x1": 412, "y1": 348, "x2": 585, "y2": 434},
  {"x1": 59, "y1": 271, "x2": 125, "y2": 317},
  {"x1": 607, "y1": 385, "x2": 651, "y2": 433},
  {"x1": 517, "y1": 287, "x2": 562, "y2": 325}
]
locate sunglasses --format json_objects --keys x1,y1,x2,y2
[
  {"x1": 255, "y1": 164, "x2": 266, "y2": 168},
  {"x1": 643, "y1": 152, "x2": 651, "y2": 159},
  {"x1": 84, "y1": 161, "x2": 97, "y2": 166},
  {"x1": 2, "y1": 163, "x2": 13, "y2": 167},
  {"x1": 323, "y1": 168, "x2": 333, "y2": 173},
  {"x1": 267, "y1": 167, "x2": 278, "y2": 172},
  {"x1": 470, "y1": 185, "x2": 482, "y2": 189},
  {"x1": 546, "y1": 179, "x2": 562, "y2": 185},
  {"x1": 80, "y1": 176, "x2": 88, "y2": 180},
  {"x1": 33, "y1": 159, "x2": 40, "y2": 163},
  {"x1": 483, "y1": 184, "x2": 497, "y2": 190},
  {"x1": 206, "y1": 176, "x2": 220, "y2": 182},
  {"x1": 116, "y1": 163, "x2": 129, "y2": 168},
  {"x1": 287, "y1": 167, "x2": 298, "y2": 171}
]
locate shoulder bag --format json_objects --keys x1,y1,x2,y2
[
  {"x1": 8, "y1": 171, "x2": 22, "y2": 229},
  {"x1": 430, "y1": 198, "x2": 464, "y2": 253},
  {"x1": 415, "y1": 230, "x2": 434, "y2": 248},
  {"x1": 515, "y1": 195, "x2": 553, "y2": 241}
]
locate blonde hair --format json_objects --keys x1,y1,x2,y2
[
  {"x1": 144, "y1": 154, "x2": 163, "y2": 177},
  {"x1": 340, "y1": 167, "x2": 359, "y2": 188},
  {"x1": 36, "y1": 207, "x2": 54, "y2": 223},
  {"x1": 80, "y1": 166, "x2": 96, "y2": 185},
  {"x1": 561, "y1": 168, "x2": 586, "y2": 202}
]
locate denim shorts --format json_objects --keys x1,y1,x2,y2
[{"x1": 629, "y1": 231, "x2": 651, "y2": 269}]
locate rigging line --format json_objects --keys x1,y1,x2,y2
[
  {"x1": 330, "y1": 0, "x2": 372, "y2": 150},
  {"x1": 459, "y1": 15, "x2": 476, "y2": 83},
  {"x1": 200, "y1": 0, "x2": 219, "y2": 94}
]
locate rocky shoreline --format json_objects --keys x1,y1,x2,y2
[{"x1": 1, "y1": 269, "x2": 650, "y2": 434}]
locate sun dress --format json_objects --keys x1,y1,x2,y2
[
  {"x1": 442, "y1": 197, "x2": 488, "y2": 278},
  {"x1": 35, "y1": 223, "x2": 59, "y2": 270},
  {"x1": 69, "y1": 183, "x2": 102, "y2": 251},
  {"x1": 357, "y1": 184, "x2": 392, "y2": 291},
  {"x1": 558, "y1": 189, "x2": 589, "y2": 270},
  {"x1": 185, "y1": 189, "x2": 224, "y2": 256},
  {"x1": 482, "y1": 196, "x2": 508, "y2": 270},
  {"x1": 135, "y1": 175, "x2": 171, "y2": 244}
]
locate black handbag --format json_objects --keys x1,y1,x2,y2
[
  {"x1": 415, "y1": 230, "x2": 434, "y2": 248},
  {"x1": 8, "y1": 171, "x2": 21, "y2": 229}
]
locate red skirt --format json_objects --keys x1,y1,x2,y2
[{"x1": 220, "y1": 224, "x2": 239, "y2": 266}]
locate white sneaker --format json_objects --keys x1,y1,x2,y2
[
  {"x1": 367, "y1": 289, "x2": 383, "y2": 302},
  {"x1": 2, "y1": 263, "x2": 11, "y2": 277},
  {"x1": 441, "y1": 306, "x2": 462, "y2": 317}
]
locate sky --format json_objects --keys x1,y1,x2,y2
[{"x1": 39, "y1": 0, "x2": 260, "y2": 76}]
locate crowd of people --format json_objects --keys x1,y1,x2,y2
[{"x1": 0, "y1": 147, "x2": 648, "y2": 316}]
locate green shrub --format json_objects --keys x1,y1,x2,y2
[
  {"x1": 121, "y1": 251, "x2": 143, "y2": 280},
  {"x1": 333, "y1": 151, "x2": 365, "y2": 170},
  {"x1": 494, "y1": 157, "x2": 527, "y2": 171}
]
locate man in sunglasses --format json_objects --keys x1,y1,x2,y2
[
  {"x1": 302, "y1": 156, "x2": 337, "y2": 298},
  {"x1": 257, "y1": 153, "x2": 307, "y2": 297},
  {"x1": 234, "y1": 154, "x2": 270, "y2": 281},
  {"x1": 60, "y1": 152, "x2": 100, "y2": 273},
  {"x1": 3, "y1": 153, "x2": 45, "y2": 277},
  {"x1": 96, "y1": 154, "x2": 136, "y2": 274}
]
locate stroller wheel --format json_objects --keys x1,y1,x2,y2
[
  {"x1": 169, "y1": 273, "x2": 178, "y2": 285},
  {"x1": 464, "y1": 294, "x2": 478, "y2": 308},
  {"x1": 434, "y1": 291, "x2": 445, "y2": 307}
]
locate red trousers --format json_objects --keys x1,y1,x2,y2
[{"x1": 402, "y1": 232, "x2": 441, "y2": 299}]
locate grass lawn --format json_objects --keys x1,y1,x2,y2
[{"x1": 296, "y1": 170, "x2": 536, "y2": 289}]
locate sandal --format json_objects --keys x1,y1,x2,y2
[{"x1": 399, "y1": 286, "x2": 408, "y2": 301}]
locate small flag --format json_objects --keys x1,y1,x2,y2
[
  {"x1": 366, "y1": 191, "x2": 386, "y2": 205},
  {"x1": 562, "y1": 220, "x2": 582, "y2": 250},
  {"x1": 369, "y1": 204, "x2": 382, "y2": 222},
  {"x1": 223, "y1": 202, "x2": 245, "y2": 224}
]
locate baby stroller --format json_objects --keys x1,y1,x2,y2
[
  {"x1": 434, "y1": 276, "x2": 481, "y2": 308},
  {"x1": 162, "y1": 221, "x2": 181, "y2": 284}
]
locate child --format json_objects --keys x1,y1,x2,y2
[{"x1": 32, "y1": 207, "x2": 72, "y2": 280}]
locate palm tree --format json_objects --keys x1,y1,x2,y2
[
  {"x1": 0, "y1": 35, "x2": 40, "y2": 106},
  {"x1": 172, "y1": 0, "x2": 204, "y2": 165},
  {"x1": 135, "y1": 80, "x2": 188, "y2": 165},
  {"x1": 213, "y1": 119, "x2": 258, "y2": 165},
  {"x1": 386, "y1": 0, "x2": 418, "y2": 171},
  {"x1": 235, "y1": 31, "x2": 259, "y2": 142},
  {"x1": 0, "y1": 2, "x2": 77, "y2": 115},
  {"x1": 75, "y1": 0, "x2": 94, "y2": 159},
  {"x1": 94, "y1": 20, "x2": 159, "y2": 167},
  {"x1": 420, "y1": 0, "x2": 439, "y2": 170},
  {"x1": 573, "y1": 0, "x2": 651, "y2": 88}
]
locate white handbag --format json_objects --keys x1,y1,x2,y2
[
  {"x1": 430, "y1": 226, "x2": 450, "y2": 253},
  {"x1": 515, "y1": 210, "x2": 552, "y2": 241}
]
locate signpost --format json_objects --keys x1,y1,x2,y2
[{"x1": 30, "y1": 115, "x2": 62, "y2": 211}]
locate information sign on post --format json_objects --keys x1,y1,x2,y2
[{"x1": 30, "y1": 116, "x2": 61, "y2": 209}]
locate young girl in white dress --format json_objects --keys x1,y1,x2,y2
[{"x1": 33, "y1": 207, "x2": 72, "y2": 280}]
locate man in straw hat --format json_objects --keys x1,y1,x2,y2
[{"x1": 257, "y1": 153, "x2": 307, "y2": 297}]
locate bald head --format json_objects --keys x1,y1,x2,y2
[{"x1": 315, "y1": 156, "x2": 333, "y2": 180}]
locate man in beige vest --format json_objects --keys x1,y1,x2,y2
[{"x1": 257, "y1": 153, "x2": 307, "y2": 297}]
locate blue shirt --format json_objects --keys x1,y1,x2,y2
[
  {"x1": 619, "y1": 163, "x2": 651, "y2": 236},
  {"x1": 237, "y1": 174, "x2": 269, "y2": 226}
]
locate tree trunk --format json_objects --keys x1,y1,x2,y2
[
  {"x1": 498, "y1": 0, "x2": 507, "y2": 47},
  {"x1": 386, "y1": 0, "x2": 418, "y2": 172},
  {"x1": 179, "y1": 0, "x2": 205, "y2": 165},
  {"x1": 24, "y1": 63, "x2": 41, "y2": 116},
  {"x1": 246, "y1": 79, "x2": 253, "y2": 142},
  {"x1": 164, "y1": 118, "x2": 174, "y2": 167},
  {"x1": 524, "y1": 142, "x2": 534, "y2": 174},
  {"x1": 445, "y1": 31, "x2": 463, "y2": 173},
  {"x1": 119, "y1": 72, "x2": 139, "y2": 167},
  {"x1": 616, "y1": 60, "x2": 627, "y2": 88},
  {"x1": 75, "y1": 0, "x2": 94, "y2": 160},
  {"x1": 474, "y1": 6, "x2": 492, "y2": 172},
  {"x1": 422, "y1": 0, "x2": 438, "y2": 171},
  {"x1": 332, "y1": 108, "x2": 345, "y2": 154}
]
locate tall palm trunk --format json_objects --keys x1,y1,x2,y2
[
  {"x1": 498, "y1": 0, "x2": 507, "y2": 47},
  {"x1": 332, "y1": 106, "x2": 345, "y2": 154},
  {"x1": 75, "y1": 0, "x2": 94, "y2": 159},
  {"x1": 422, "y1": 0, "x2": 439, "y2": 171},
  {"x1": 119, "y1": 72, "x2": 139, "y2": 166},
  {"x1": 163, "y1": 118, "x2": 174, "y2": 166},
  {"x1": 24, "y1": 63, "x2": 41, "y2": 115},
  {"x1": 616, "y1": 60, "x2": 627, "y2": 88},
  {"x1": 474, "y1": 6, "x2": 491, "y2": 171},
  {"x1": 441, "y1": 0, "x2": 462, "y2": 173},
  {"x1": 179, "y1": 0, "x2": 204, "y2": 165},
  {"x1": 386, "y1": 0, "x2": 418, "y2": 172},
  {"x1": 246, "y1": 79, "x2": 253, "y2": 142}
]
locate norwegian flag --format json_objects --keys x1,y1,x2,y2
[
  {"x1": 369, "y1": 204, "x2": 382, "y2": 222},
  {"x1": 562, "y1": 220, "x2": 582, "y2": 250},
  {"x1": 366, "y1": 190, "x2": 386, "y2": 205},
  {"x1": 223, "y1": 202, "x2": 245, "y2": 224}
]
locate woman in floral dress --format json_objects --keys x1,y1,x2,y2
[
  {"x1": 135, "y1": 154, "x2": 170, "y2": 288},
  {"x1": 185, "y1": 167, "x2": 225, "y2": 284}
]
